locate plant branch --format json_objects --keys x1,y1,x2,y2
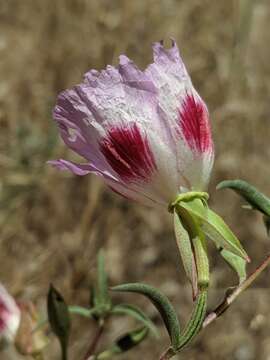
[
  {"x1": 203, "y1": 253, "x2": 270, "y2": 328},
  {"x1": 83, "y1": 321, "x2": 105, "y2": 360}
]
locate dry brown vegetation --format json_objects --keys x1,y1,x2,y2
[{"x1": 1, "y1": 0, "x2": 270, "y2": 359}]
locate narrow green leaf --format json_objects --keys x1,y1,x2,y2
[
  {"x1": 96, "y1": 327, "x2": 149, "y2": 359},
  {"x1": 217, "y1": 180, "x2": 270, "y2": 216},
  {"x1": 111, "y1": 304, "x2": 159, "y2": 338},
  {"x1": 173, "y1": 209, "x2": 198, "y2": 298},
  {"x1": 96, "y1": 249, "x2": 111, "y2": 307},
  {"x1": 111, "y1": 283, "x2": 181, "y2": 349},
  {"x1": 68, "y1": 305, "x2": 96, "y2": 318},
  {"x1": 219, "y1": 248, "x2": 247, "y2": 283},
  {"x1": 47, "y1": 285, "x2": 70, "y2": 360},
  {"x1": 177, "y1": 289, "x2": 207, "y2": 350},
  {"x1": 177, "y1": 199, "x2": 249, "y2": 261}
]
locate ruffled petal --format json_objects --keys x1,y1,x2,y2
[
  {"x1": 48, "y1": 159, "x2": 163, "y2": 206},
  {"x1": 145, "y1": 40, "x2": 214, "y2": 190},
  {"x1": 51, "y1": 40, "x2": 214, "y2": 206}
]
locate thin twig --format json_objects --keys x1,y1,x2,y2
[
  {"x1": 203, "y1": 253, "x2": 270, "y2": 328},
  {"x1": 83, "y1": 322, "x2": 105, "y2": 360}
]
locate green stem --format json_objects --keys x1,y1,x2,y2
[{"x1": 69, "y1": 306, "x2": 96, "y2": 318}]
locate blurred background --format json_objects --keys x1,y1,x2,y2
[{"x1": 1, "y1": 0, "x2": 270, "y2": 359}]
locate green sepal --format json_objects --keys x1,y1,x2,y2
[
  {"x1": 111, "y1": 283, "x2": 181, "y2": 350},
  {"x1": 192, "y1": 235, "x2": 209, "y2": 290},
  {"x1": 111, "y1": 304, "x2": 159, "y2": 338},
  {"x1": 169, "y1": 191, "x2": 209, "y2": 213},
  {"x1": 177, "y1": 199, "x2": 249, "y2": 261},
  {"x1": 47, "y1": 285, "x2": 71, "y2": 360},
  {"x1": 96, "y1": 327, "x2": 149, "y2": 359},
  {"x1": 219, "y1": 249, "x2": 247, "y2": 284},
  {"x1": 173, "y1": 209, "x2": 198, "y2": 299}
]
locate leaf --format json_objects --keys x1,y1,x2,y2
[
  {"x1": 96, "y1": 249, "x2": 111, "y2": 308},
  {"x1": 177, "y1": 199, "x2": 249, "y2": 261},
  {"x1": 68, "y1": 305, "x2": 96, "y2": 318},
  {"x1": 111, "y1": 304, "x2": 159, "y2": 338},
  {"x1": 219, "y1": 248, "x2": 247, "y2": 284},
  {"x1": 217, "y1": 179, "x2": 270, "y2": 236},
  {"x1": 47, "y1": 285, "x2": 70, "y2": 360},
  {"x1": 111, "y1": 283, "x2": 181, "y2": 350},
  {"x1": 217, "y1": 180, "x2": 270, "y2": 216},
  {"x1": 177, "y1": 289, "x2": 207, "y2": 349},
  {"x1": 92, "y1": 249, "x2": 111, "y2": 320},
  {"x1": 173, "y1": 209, "x2": 198, "y2": 299},
  {"x1": 96, "y1": 327, "x2": 149, "y2": 359}
]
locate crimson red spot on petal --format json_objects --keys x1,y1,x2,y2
[
  {"x1": 100, "y1": 123, "x2": 156, "y2": 182},
  {"x1": 179, "y1": 94, "x2": 213, "y2": 153}
]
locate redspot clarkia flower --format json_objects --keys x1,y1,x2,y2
[
  {"x1": 50, "y1": 40, "x2": 214, "y2": 207},
  {"x1": 0, "y1": 284, "x2": 21, "y2": 343}
]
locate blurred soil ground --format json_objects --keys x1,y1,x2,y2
[{"x1": 1, "y1": 0, "x2": 270, "y2": 359}]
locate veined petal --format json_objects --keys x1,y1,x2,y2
[
  {"x1": 99, "y1": 122, "x2": 156, "y2": 182},
  {"x1": 146, "y1": 40, "x2": 214, "y2": 191},
  {"x1": 51, "y1": 40, "x2": 214, "y2": 206},
  {"x1": 48, "y1": 159, "x2": 118, "y2": 181},
  {"x1": 49, "y1": 159, "x2": 162, "y2": 207}
]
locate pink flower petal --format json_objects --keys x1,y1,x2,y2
[
  {"x1": 51, "y1": 40, "x2": 215, "y2": 205},
  {"x1": 178, "y1": 93, "x2": 213, "y2": 153},
  {"x1": 99, "y1": 123, "x2": 156, "y2": 182},
  {"x1": 146, "y1": 40, "x2": 214, "y2": 191}
]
